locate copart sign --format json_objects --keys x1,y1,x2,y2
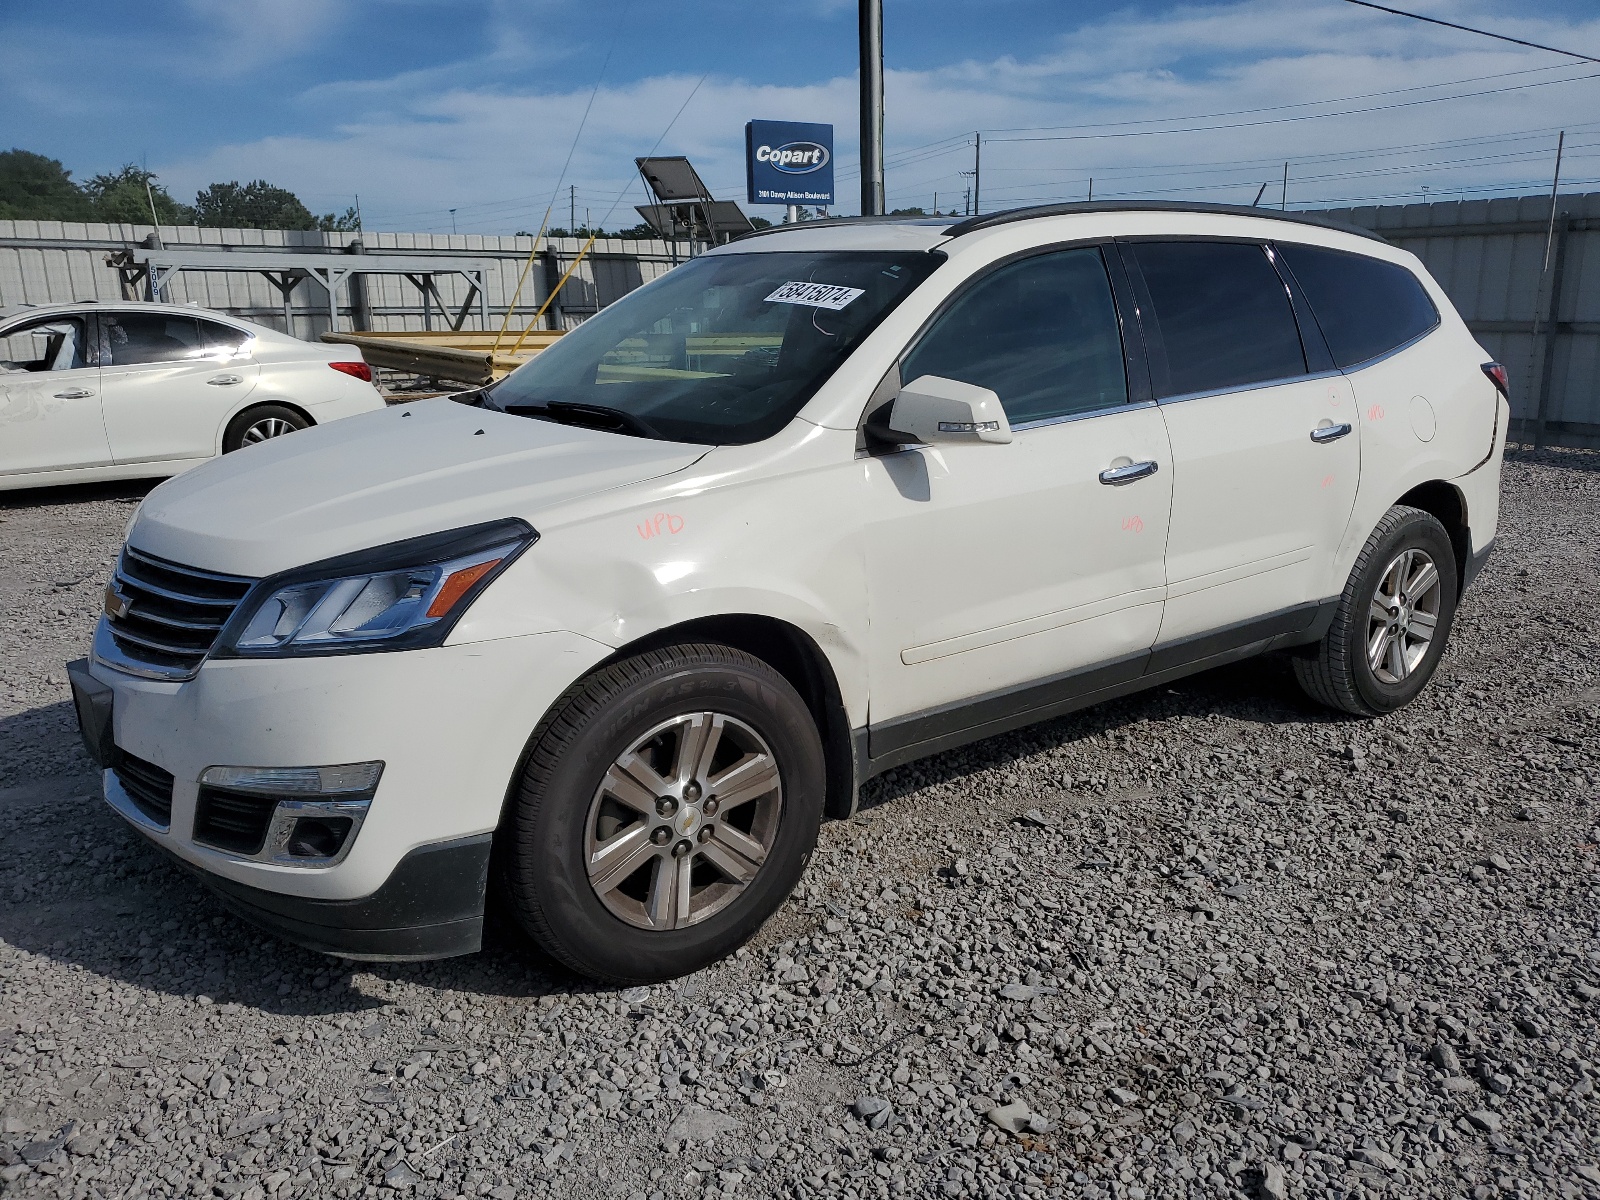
[{"x1": 745, "y1": 119, "x2": 835, "y2": 207}]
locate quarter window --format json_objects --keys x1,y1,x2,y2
[
  {"x1": 104, "y1": 313, "x2": 206, "y2": 367},
  {"x1": 1129, "y1": 241, "x2": 1307, "y2": 398},
  {"x1": 1275, "y1": 243, "x2": 1439, "y2": 368},
  {"x1": 900, "y1": 247, "x2": 1128, "y2": 425},
  {"x1": 200, "y1": 319, "x2": 252, "y2": 357}
]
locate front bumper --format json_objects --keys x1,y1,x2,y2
[
  {"x1": 167, "y1": 833, "x2": 493, "y2": 960},
  {"x1": 77, "y1": 624, "x2": 611, "y2": 956}
]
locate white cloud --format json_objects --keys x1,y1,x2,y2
[{"x1": 150, "y1": 0, "x2": 1600, "y2": 230}]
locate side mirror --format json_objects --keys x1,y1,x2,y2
[{"x1": 888, "y1": 375, "x2": 1012, "y2": 445}]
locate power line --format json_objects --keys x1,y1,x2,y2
[{"x1": 1341, "y1": 1, "x2": 1600, "y2": 66}]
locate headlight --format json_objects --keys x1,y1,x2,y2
[{"x1": 216, "y1": 519, "x2": 536, "y2": 658}]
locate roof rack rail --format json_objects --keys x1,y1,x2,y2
[
  {"x1": 941, "y1": 200, "x2": 1384, "y2": 242},
  {"x1": 730, "y1": 214, "x2": 954, "y2": 242}
]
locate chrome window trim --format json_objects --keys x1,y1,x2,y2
[
  {"x1": 1155, "y1": 367, "x2": 1344, "y2": 407},
  {"x1": 1011, "y1": 398, "x2": 1159, "y2": 431},
  {"x1": 1332, "y1": 321, "x2": 1441, "y2": 375}
]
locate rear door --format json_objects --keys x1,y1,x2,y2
[
  {"x1": 1123, "y1": 240, "x2": 1360, "y2": 652},
  {"x1": 0, "y1": 313, "x2": 111, "y2": 475},
  {"x1": 98, "y1": 311, "x2": 257, "y2": 464}
]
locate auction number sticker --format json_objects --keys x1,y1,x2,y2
[{"x1": 764, "y1": 281, "x2": 865, "y2": 310}]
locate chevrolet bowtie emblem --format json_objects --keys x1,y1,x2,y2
[{"x1": 103, "y1": 582, "x2": 131, "y2": 620}]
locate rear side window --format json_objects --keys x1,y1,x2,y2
[
  {"x1": 1275, "y1": 243, "x2": 1439, "y2": 368},
  {"x1": 200, "y1": 319, "x2": 252, "y2": 356},
  {"x1": 104, "y1": 313, "x2": 205, "y2": 367},
  {"x1": 900, "y1": 246, "x2": 1128, "y2": 424},
  {"x1": 1129, "y1": 241, "x2": 1307, "y2": 398}
]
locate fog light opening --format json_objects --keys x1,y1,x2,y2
[{"x1": 286, "y1": 817, "x2": 354, "y2": 859}]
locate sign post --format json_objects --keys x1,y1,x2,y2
[{"x1": 745, "y1": 121, "x2": 836, "y2": 216}]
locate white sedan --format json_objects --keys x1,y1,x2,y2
[{"x1": 0, "y1": 301, "x2": 386, "y2": 491}]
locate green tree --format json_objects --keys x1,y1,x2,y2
[
  {"x1": 0, "y1": 149, "x2": 93, "y2": 220},
  {"x1": 317, "y1": 205, "x2": 361, "y2": 232},
  {"x1": 84, "y1": 165, "x2": 194, "y2": 225},
  {"x1": 194, "y1": 179, "x2": 318, "y2": 230}
]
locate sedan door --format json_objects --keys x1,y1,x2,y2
[
  {"x1": 1122, "y1": 240, "x2": 1360, "y2": 653},
  {"x1": 0, "y1": 313, "x2": 111, "y2": 476},
  {"x1": 98, "y1": 311, "x2": 259, "y2": 464},
  {"x1": 862, "y1": 246, "x2": 1172, "y2": 762}
]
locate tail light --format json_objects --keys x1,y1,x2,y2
[
  {"x1": 329, "y1": 361, "x2": 373, "y2": 382},
  {"x1": 1481, "y1": 362, "x2": 1508, "y2": 399}
]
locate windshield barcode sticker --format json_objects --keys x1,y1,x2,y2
[{"x1": 764, "y1": 281, "x2": 866, "y2": 311}]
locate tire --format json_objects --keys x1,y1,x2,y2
[
  {"x1": 1293, "y1": 505, "x2": 1459, "y2": 717},
  {"x1": 222, "y1": 404, "x2": 310, "y2": 453},
  {"x1": 498, "y1": 642, "x2": 825, "y2": 984}
]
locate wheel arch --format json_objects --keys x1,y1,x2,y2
[
  {"x1": 594, "y1": 614, "x2": 861, "y2": 820},
  {"x1": 219, "y1": 399, "x2": 317, "y2": 454},
  {"x1": 1394, "y1": 479, "x2": 1469, "y2": 594}
]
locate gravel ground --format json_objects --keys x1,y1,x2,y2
[{"x1": 1, "y1": 449, "x2": 1597, "y2": 1200}]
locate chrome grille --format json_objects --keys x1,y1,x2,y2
[{"x1": 104, "y1": 547, "x2": 255, "y2": 676}]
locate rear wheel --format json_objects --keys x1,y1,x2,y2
[
  {"x1": 222, "y1": 404, "x2": 310, "y2": 453},
  {"x1": 1293, "y1": 505, "x2": 1459, "y2": 716},
  {"x1": 498, "y1": 643, "x2": 824, "y2": 983}
]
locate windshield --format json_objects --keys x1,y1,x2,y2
[{"x1": 485, "y1": 249, "x2": 942, "y2": 444}]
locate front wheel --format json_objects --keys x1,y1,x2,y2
[
  {"x1": 1293, "y1": 504, "x2": 1459, "y2": 717},
  {"x1": 498, "y1": 643, "x2": 825, "y2": 984}
]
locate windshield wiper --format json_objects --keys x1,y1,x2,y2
[{"x1": 502, "y1": 399, "x2": 660, "y2": 439}]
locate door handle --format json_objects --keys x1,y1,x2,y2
[
  {"x1": 53, "y1": 388, "x2": 95, "y2": 399},
  {"x1": 206, "y1": 375, "x2": 243, "y2": 386},
  {"x1": 1310, "y1": 422, "x2": 1353, "y2": 444},
  {"x1": 1098, "y1": 460, "x2": 1159, "y2": 486}
]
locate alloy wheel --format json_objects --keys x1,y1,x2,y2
[
  {"x1": 584, "y1": 711, "x2": 783, "y2": 930},
  {"x1": 241, "y1": 417, "x2": 297, "y2": 444},
  {"x1": 1366, "y1": 547, "x2": 1442, "y2": 684}
]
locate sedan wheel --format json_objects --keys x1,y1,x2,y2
[{"x1": 241, "y1": 416, "x2": 297, "y2": 444}]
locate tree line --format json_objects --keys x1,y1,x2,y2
[{"x1": 0, "y1": 149, "x2": 359, "y2": 231}]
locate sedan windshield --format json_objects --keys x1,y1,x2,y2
[{"x1": 485, "y1": 249, "x2": 942, "y2": 444}]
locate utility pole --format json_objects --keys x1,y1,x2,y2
[
  {"x1": 859, "y1": 0, "x2": 885, "y2": 216},
  {"x1": 1088, "y1": 178, "x2": 1094, "y2": 202},
  {"x1": 973, "y1": 133, "x2": 982, "y2": 215},
  {"x1": 449, "y1": 208, "x2": 458, "y2": 234},
  {"x1": 570, "y1": 184, "x2": 576, "y2": 233},
  {"x1": 1281, "y1": 161, "x2": 1289, "y2": 211},
  {"x1": 354, "y1": 193, "x2": 363, "y2": 233}
]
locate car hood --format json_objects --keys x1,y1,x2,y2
[{"x1": 128, "y1": 399, "x2": 710, "y2": 577}]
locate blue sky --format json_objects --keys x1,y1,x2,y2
[{"x1": 3, "y1": 0, "x2": 1599, "y2": 232}]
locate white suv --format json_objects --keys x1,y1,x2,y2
[{"x1": 69, "y1": 203, "x2": 1508, "y2": 983}]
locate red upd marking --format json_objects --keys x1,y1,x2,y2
[
  {"x1": 1368, "y1": 404, "x2": 1385, "y2": 421},
  {"x1": 636, "y1": 512, "x2": 685, "y2": 540},
  {"x1": 1321, "y1": 474, "x2": 1335, "y2": 489},
  {"x1": 1122, "y1": 515, "x2": 1145, "y2": 533}
]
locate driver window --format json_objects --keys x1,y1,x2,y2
[
  {"x1": 900, "y1": 247, "x2": 1128, "y2": 425},
  {"x1": 0, "y1": 317, "x2": 90, "y2": 373}
]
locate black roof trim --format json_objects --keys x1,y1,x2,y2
[{"x1": 941, "y1": 200, "x2": 1384, "y2": 242}]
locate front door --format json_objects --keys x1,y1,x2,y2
[
  {"x1": 0, "y1": 313, "x2": 111, "y2": 476},
  {"x1": 862, "y1": 246, "x2": 1173, "y2": 760},
  {"x1": 1124, "y1": 240, "x2": 1361, "y2": 648},
  {"x1": 98, "y1": 311, "x2": 259, "y2": 464}
]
